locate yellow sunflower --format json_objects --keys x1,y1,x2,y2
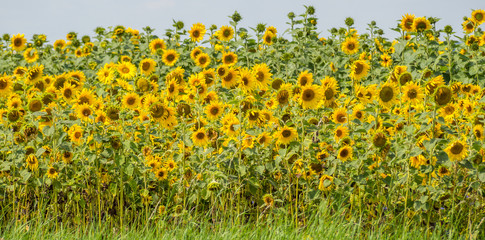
[
  {"x1": 155, "y1": 168, "x2": 169, "y2": 181},
  {"x1": 297, "y1": 70, "x2": 313, "y2": 87},
  {"x1": 300, "y1": 84, "x2": 323, "y2": 109},
  {"x1": 334, "y1": 125, "x2": 348, "y2": 142},
  {"x1": 444, "y1": 139, "x2": 468, "y2": 162},
  {"x1": 76, "y1": 103, "x2": 93, "y2": 122},
  {"x1": 205, "y1": 101, "x2": 224, "y2": 120},
  {"x1": 220, "y1": 67, "x2": 239, "y2": 88},
  {"x1": 24, "y1": 48, "x2": 39, "y2": 63},
  {"x1": 10, "y1": 34, "x2": 27, "y2": 51},
  {"x1": 262, "y1": 31, "x2": 275, "y2": 46},
  {"x1": 217, "y1": 26, "x2": 234, "y2": 42},
  {"x1": 318, "y1": 174, "x2": 334, "y2": 192},
  {"x1": 149, "y1": 38, "x2": 166, "y2": 54},
  {"x1": 413, "y1": 17, "x2": 431, "y2": 32},
  {"x1": 26, "y1": 155, "x2": 38, "y2": 171},
  {"x1": 337, "y1": 146, "x2": 353, "y2": 162},
  {"x1": 122, "y1": 92, "x2": 140, "y2": 110},
  {"x1": 46, "y1": 166, "x2": 59, "y2": 179},
  {"x1": 139, "y1": 58, "x2": 156, "y2": 76},
  {"x1": 341, "y1": 37, "x2": 359, "y2": 55},
  {"x1": 378, "y1": 82, "x2": 399, "y2": 108},
  {"x1": 162, "y1": 49, "x2": 179, "y2": 67},
  {"x1": 189, "y1": 23, "x2": 206, "y2": 42},
  {"x1": 332, "y1": 108, "x2": 348, "y2": 124},
  {"x1": 275, "y1": 126, "x2": 298, "y2": 145},
  {"x1": 471, "y1": 9, "x2": 485, "y2": 25},
  {"x1": 222, "y1": 51, "x2": 237, "y2": 66},
  {"x1": 192, "y1": 128, "x2": 210, "y2": 147},
  {"x1": 252, "y1": 63, "x2": 272, "y2": 90},
  {"x1": 238, "y1": 67, "x2": 256, "y2": 92},
  {"x1": 350, "y1": 60, "x2": 370, "y2": 81},
  {"x1": 68, "y1": 124, "x2": 83, "y2": 144},
  {"x1": 195, "y1": 53, "x2": 211, "y2": 68},
  {"x1": 400, "y1": 14, "x2": 415, "y2": 32},
  {"x1": 0, "y1": 75, "x2": 12, "y2": 97},
  {"x1": 473, "y1": 125, "x2": 484, "y2": 140},
  {"x1": 117, "y1": 62, "x2": 137, "y2": 80},
  {"x1": 402, "y1": 81, "x2": 424, "y2": 106}
]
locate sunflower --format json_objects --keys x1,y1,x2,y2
[
  {"x1": 116, "y1": 62, "x2": 137, "y2": 80},
  {"x1": 437, "y1": 166, "x2": 451, "y2": 177},
  {"x1": 425, "y1": 75, "x2": 445, "y2": 95},
  {"x1": 165, "y1": 79, "x2": 179, "y2": 99},
  {"x1": 318, "y1": 175, "x2": 334, "y2": 192},
  {"x1": 24, "y1": 48, "x2": 39, "y2": 63},
  {"x1": 238, "y1": 68, "x2": 256, "y2": 92},
  {"x1": 216, "y1": 65, "x2": 229, "y2": 78},
  {"x1": 149, "y1": 38, "x2": 166, "y2": 54},
  {"x1": 413, "y1": 17, "x2": 431, "y2": 32},
  {"x1": 53, "y1": 39, "x2": 66, "y2": 49},
  {"x1": 28, "y1": 98, "x2": 43, "y2": 112},
  {"x1": 275, "y1": 126, "x2": 298, "y2": 145},
  {"x1": 192, "y1": 128, "x2": 209, "y2": 147},
  {"x1": 438, "y1": 103, "x2": 457, "y2": 121},
  {"x1": 341, "y1": 37, "x2": 359, "y2": 55},
  {"x1": 76, "y1": 88, "x2": 95, "y2": 105},
  {"x1": 122, "y1": 92, "x2": 140, "y2": 110},
  {"x1": 195, "y1": 53, "x2": 211, "y2": 69},
  {"x1": 76, "y1": 103, "x2": 93, "y2": 122},
  {"x1": 337, "y1": 146, "x2": 353, "y2": 162},
  {"x1": 434, "y1": 86, "x2": 452, "y2": 107},
  {"x1": 473, "y1": 125, "x2": 484, "y2": 140},
  {"x1": 378, "y1": 82, "x2": 398, "y2": 108},
  {"x1": 26, "y1": 155, "x2": 38, "y2": 171},
  {"x1": 155, "y1": 168, "x2": 169, "y2": 181},
  {"x1": 222, "y1": 52, "x2": 237, "y2": 66},
  {"x1": 471, "y1": 9, "x2": 485, "y2": 25},
  {"x1": 380, "y1": 54, "x2": 392, "y2": 67},
  {"x1": 0, "y1": 75, "x2": 12, "y2": 96},
  {"x1": 139, "y1": 58, "x2": 156, "y2": 76},
  {"x1": 275, "y1": 83, "x2": 292, "y2": 106},
  {"x1": 68, "y1": 124, "x2": 83, "y2": 144},
  {"x1": 262, "y1": 194, "x2": 274, "y2": 207},
  {"x1": 402, "y1": 81, "x2": 424, "y2": 106},
  {"x1": 46, "y1": 166, "x2": 58, "y2": 179},
  {"x1": 162, "y1": 49, "x2": 179, "y2": 67},
  {"x1": 25, "y1": 65, "x2": 44, "y2": 85},
  {"x1": 297, "y1": 71, "x2": 313, "y2": 87},
  {"x1": 352, "y1": 104, "x2": 366, "y2": 122},
  {"x1": 262, "y1": 31, "x2": 275, "y2": 46},
  {"x1": 218, "y1": 26, "x2": 234, "y2": 41},
  {"x1": 400, "y1": 14, "x2": 415, "y2": 32},
  {"x1": 410, "y1": 155, "x2": 427, "y2": 168},
  {"x1": 444, "y1": 139, "x2": 468, "y2": 162},
  {"x1": 220, "y1": 67, "x2": 239, "y2": 88},
  {"x1": 332, "y1": 108, "x2": 347, "y2": 124},
  {"x1": 334, "y1": 125, "x2": 348, "y2": 142},
  {"x1": 350, "y1": 60, "x2": 370, "y2": 81},
  {"x1": 189, "y1": 23, "x2": 206, "y2": 42},
  {"x1": 257, "y1": 132, "x2": 272, "y2": 146},
  {"x1": 205, "y1": 101, "x2": 224, "y2": 120},
  {"x1": 300, "y1": 84, "x2": 323, "y2": 109},
  {"x1": 10, "y1": 34, "x2": 27, "y2": 51},
  {"x1": 252, "y1": 63, "x2": 272, "y2": 90}
]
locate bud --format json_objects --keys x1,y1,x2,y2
[
  {"x1": 81, "y1": 35, "x2": 91, "y2": 43},
  {"x1": 371, "y1": 21, "x2": 376, "y2": 26},
  {"x1": 377, "y1": 29, "x2": 384, "y2": 35},
  {"x1": 330, "y1": 28, "x2": 338, "y2": 34},
  {"x1": 174, "y1": 21, "x2": 184, "y2": 30},
  {"x1": 471, "y1": 43, "x2": 479, "y2": 51},
  {"x1": 288, "y1": 12, "x2": 295, "y2": 20},
  {"x1": 231, "y1": 11, "x2": 242, "y2": 23},
  {"x1": 428, "y1": 17, "x2": 438, "y2": 25},
  {"x1": 95, "y1": 27, "x2": 105, "y2": 35},
  {"x1": 210, "y1": 24, "x2": 217, "y2": 31},
  {"x1": 338, "y1": 28, "x2": 346, "y2": 35},
  {"x1": 256, "y1": 23, "x2": 266, "y2": 33},
  {"x1": 2, "y1": 34, "x2": 10, "y2": 41},
  {"x1": 306, "y1": 6, "x2": 315, "y2": 15},
  {"x1": 444, "y1": 25, "x2": 453, "y2": 34},
  {"x1": 345, "y1": 17, "x2": 354, "y2": 27}
]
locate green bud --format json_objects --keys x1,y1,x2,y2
[
  {"x1": 231, "y1": 11, "x2": 242, "y2": 23},
  {"x1": 81, "y1": 35, "x2": 91, "y2": 43},
  {"x1": 444, "y1": 25, "x2": 453, "y2": 34},
  {"x1": 256, "y1": 23, "x2": 266, "y2": 33},
  {"x1": 306, "y1": 6, "x2": 315, "y2": 15},
  {"x1": 345, "y1": 17, "x2": 354, "y2": 27},
  {"x1": 288, "y1": 12, "x2": 295, "y2": 20},
  {"x1": 174, "y1": 21, "x2": 184, "y2": 30},
  {"x1": 2, "y1": 34, "x2": 10, "y2": 41}
]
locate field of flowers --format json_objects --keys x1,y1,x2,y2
[{"x1": 1, "y1": 6, "x2": 485, "y2": 237}]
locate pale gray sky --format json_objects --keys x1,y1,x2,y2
[{"x1": 1, "y1": 0, "x2": 483, "y2": 41}]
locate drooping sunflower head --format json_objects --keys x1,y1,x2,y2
[
  {"x1": 28, "y1": 98, "x2": 43, "y2": 112},
  {"x1": 262, "y1": 194, "x2": 274, "y2": 207},
  {"x1": 398, "y1": 72, "x2": 412, "y2": 86},
  {"x1": 372, "y1": 131, "x2": 387, "y2": 148},
  {"x1": 105, "y1": 105, "x2": 120, "y2": 121}
]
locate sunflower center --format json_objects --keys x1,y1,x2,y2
[
  {"x1": 121, "y1": 67, "x2": 130, "y2": 74},
  {"x1": 166, "y1": 54, "x2": 175, "y2": 62},
  {"x1": 0, "y1": 80, "x2": 7, "y2": 89},
  {"x1": 354, "y1": 62, "x2": 364, "y2": 74},
  {"x1": 434, "y1": 87, "x2": 452, "y2": 106},
  {"x1": 347, "y1": 43, "x2": 355, "y2": 51},
  {"x1": 210, "y1": 107, "x2": 219, "y2": 115},
  {"x1": 14, "y1": 38, "x2": 22, "y2": 47},
  {"x1": 256, "y1": 72, "x2": 264, "y2": 82},
  {"x1": 196, "y1": 132, "x2": 205, "y2": 140},
  {"x1": 277, "y1": 90, "x2": 289, "y2": 104},
  {"x1": 336, "y1": 129, "x2": 343, "y2": 137},
  {"x1": 300, "y1": 77, "x2": 308, "y2": 86},
  {"x1": 82, "y1": 108, "x2": 91, "y2": 117},
  {"x1": 127, "y1": 97, "x2": 136, "y2": 105},
  {"x1": 339, "y1": 149, "x2": 349, "y2": 158},
  {"x1": 450, "y1": 142, "x2": 464, "y2": 155},
  {"x1": 242, "y1": 77, "x2": 249, "y2": 85},
  {"x1": 476, "y1": 13, "x2": 483, "y2": 21},
  {"x1": 302, "y1": 89, "x2": 315, "y2": 101},
  {"x1": 355, "y1": 111, "x2": 362, "y2": 119},
  {"x1": 223, "y1": 29, "x2": 231, "y2": 37},
  {"x1": 74, "y1": 132, "x2": 82, "y2": 139},
  {"x1": 223, "y1": 72, "x2": 233, "y2": 82},
  {"x1": 407, "y1": 89, "x2": 417, "y2": 99},
  {"x1": 192, "y1": 30, "x2": 200, "y2": 38},
  {"x1": 49, "y1": 168, "x2": 56, "y2": 174},
  {"x1": 224, "y1": 55, "x2": 233, "y2": 63},
  {"x1": 199, "y1": 56, "x2": 207, "y2": 65},
  {"x1": 281, "y1": 129, "x2": 292, "y2": 138},
  {"x1": 249, "y1": 112, "x2": 259, "y2": 121},
  {"x1": 142, "y1": 62, "x2": 151, "y2": 71},
  {"x1": 336, "y1": 113, "x2": 346, "y2": 123},
  {"x1": 379, "y1": 86, "x2": 394, "y2": 102},
  {"x1": 324, "y1": 88, "x2": 334, "y2": 100},
  {"x1": 63, "y1": 89, "x2": 72, "y2": 98}
]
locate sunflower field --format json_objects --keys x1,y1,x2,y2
[{"x1": 1, "y1": 6, "x2": 485, "y2": 238}]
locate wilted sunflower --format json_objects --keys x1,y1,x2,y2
[
  {"x1": 372, "y1": 131, "x2": 387, "y2": 148},
  {"x1": 275, "y1": 84, "x2": 292, "y2": 106},
  {"x1": 10, "y1": 34, "x2": 27, "y2": 51},
  {"x1": 437, "y1": 166, "x2": 451, "y2": 177},
  {"x1": 300, "y1": 84, "x2": 322, "y2": 109},
  {"x1": 189, "y1": 23, "x2": 206, "y2": 42},
  {"x1": 139, "y1": 58, "x2": 156, "y2": 76},
  {"x1": 378, "y1": 82, "x2": 398, "y2": 108},
  {"x1": 400, "y1": 14, "x2": 415, "y2": 32},
  {"x1": 149, "y1": 38, "x2": 166, "y2": 54},
  {"x1": 341, "y1": 37, "x2": 359, "y2": 55},
  {"x1": 192, "y1": 128, "x2": 209, "y2": 147},
  {"x1": 204, "y1": 101, "x2": 224, "y2": 120},
  {"x1": 434, "y1": 86, "x2": 452, "y2": 107},
  {"x1": 332, "y1": 108, "x2": 347, "y2": 124},
  {"x1": 413, "y1": 17, "x2": 431, "y2": 32},
  {"x1": 26, "y1": 155, "x2": 38, "y2": 171},
  {"x1": 162, "y1": 49, "x2": 179, "y2": 67},
  {"x1": 275, "y1": 125, "x2": 298, "y2": 145},
  {"x1": 28, "y1": 98, "x2": 43, "y2": 112},
  {"x1": 402, "y1": 81, "x2": 424, "y2": 106},
  {"x1": 122, "y1": 92, "x2": 140, "y2": 110},
  {"x1": 425, "y1": 75, "x2": 444, "y2": 95},
  {"x1": 222, "y1": 52, "x2": 237, "y2": 66},
  {"x1": 444, "y1": 139, "x2": 468, "y2": 162},
  {"x1": 318, "y1": 174, "x2": 334, "y2": 192},
  {"x1": 337, "y1": 146, "x2": 353, "y2": 162},
  {"x1": 262, "y1": 194, "x2": 274, "y2": 207},
  {"x1": 218, "y1": 26, "x2": 234, "y2": 41},
  {"x1": 350, "y1": 60, "x2": 370, "y2": 81}
]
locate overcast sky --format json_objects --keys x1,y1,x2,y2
[{"x1": 1, "y1": 0, "x2": 483, "y2": 42}]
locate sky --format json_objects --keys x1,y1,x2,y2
[{"x1": 0, "y1": 0, "x2": 483, "y2": 42}]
